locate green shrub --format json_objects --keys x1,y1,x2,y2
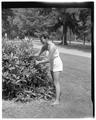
[{"x1": 2, "y1": 39, "x2": 55, "y2": 102}]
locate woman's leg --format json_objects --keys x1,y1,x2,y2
[
  {"x1": 52, "y1": 71, "x2": 61, "y2": 105},
  {"x1": 50, "y1": 71, "x2": 54, "y2": 81}
]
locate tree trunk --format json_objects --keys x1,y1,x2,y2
[
  {"x1": 69, "y1": 29, "x2": 71, "y2": 45},
  {"x1": 74, "y1": 34, "x2": 77, "y2": 41},
  {"x1": 83, "y1": 35, "x2": 86, "y2": 45},
  {"x1": 62, "y1": 24, "x2": 68, "y2": 45}
]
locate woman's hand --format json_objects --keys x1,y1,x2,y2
[
  {"x1": 34, "y1": 53, "x2": 38, "y2": 57},
  {"x1": 35, "y1": 60, "x2": 40, "y2": 65}
]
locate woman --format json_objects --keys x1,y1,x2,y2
[{"x1": 36, "y1": 34, "x2": 63, "y2": 105}]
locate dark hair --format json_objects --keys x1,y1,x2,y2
[{"x1": 40, "y1": 34, "x2": 49, "y2": 40}]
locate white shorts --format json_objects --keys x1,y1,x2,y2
[{"x1": 50, "y1": 57, "x2": 63, "y2": 72}]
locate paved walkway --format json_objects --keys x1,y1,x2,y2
[{"x1": 33, "y1": 40, "x2": 91, "y2": 58}]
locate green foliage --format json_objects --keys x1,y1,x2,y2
[
  {"x1": 76, "y1": 8, "x2": 91, "y2": 43},
  {"x1": 2, "y1": 8, "x2": 92, "y2": 43},
  {"x1": 2, "y1": 39, "x2": 55, "y2": 102}
]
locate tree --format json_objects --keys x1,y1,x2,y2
[
  {"x1": 2, "y1": 8, "x2": 14, "y2": 38},
  {"x1": 77, "y1": 8, "x2": 91, "y2": 44},
  {"x1": 2, "y1": 8, "x2": 91, "y2": 44},
  {"x1": 40, "y1": 8, "x2": 80, "y2": 45}
]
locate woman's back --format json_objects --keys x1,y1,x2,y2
[{"x1": 46, "y1": 41, "x2": 60, "y2": 60}]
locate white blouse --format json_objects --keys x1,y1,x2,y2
[{"x1": 46, "y1": 41, "x2": 59, "y2": 61}]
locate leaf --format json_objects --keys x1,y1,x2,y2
[
  {"x1": 9, "y1": 67, "x2": 15, "y2": 70},
  {"x1": 16, "y1": 79, "x2": 27, "y2": 84}
]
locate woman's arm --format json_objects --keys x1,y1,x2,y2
[
  {"x1": 37, "y1": 45, "x2": 47, "y2": 56},
  {"x1": 36, "y1": 57, "x2": 49, "y2": 65},
  {"x1": 37, "y1": 59, "x2": 49, "y2": 64},
  {"x1": 38, "y1": 45, "x2": 56, "y2": 64},
  {"x1": 36, "y1": 45, "x2": 56, "y2": 65}
]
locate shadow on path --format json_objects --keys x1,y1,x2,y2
[{"x1": 54, "y1": 41, "x2": 91, "y2": 53}]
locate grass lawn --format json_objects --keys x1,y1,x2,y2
[{"x1": 2, "y1": 53, "x2": 93, "y2": 118}]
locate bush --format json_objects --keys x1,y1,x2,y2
[{"x1": 2, "y1": 39, "x2": 55, "y2": 102}]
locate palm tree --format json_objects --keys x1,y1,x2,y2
[{"x1": 53, "y1": 8, "x2": 80, "y2": 45}]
